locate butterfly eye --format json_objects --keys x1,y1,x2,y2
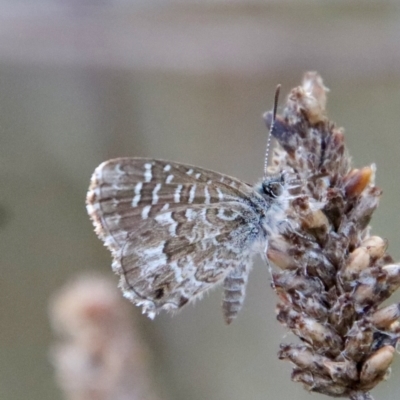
[{"x1": 262, "y1": 182, "x2": 283, "y2": 198}]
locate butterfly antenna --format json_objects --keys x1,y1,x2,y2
[{"x1": 264, "y1": 84, "x2": 281, "y2": 178}]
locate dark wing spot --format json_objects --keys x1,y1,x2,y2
[
  {"x1": 154, "y1": 288, "x2": 164, "y2": 299},
  {"x1": 179, "y1": 296, "x2": 189, "y2": 307}
]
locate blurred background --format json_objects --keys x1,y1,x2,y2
[{"x1": 1, "y1": 1, "x2": 400, "y2": 400}]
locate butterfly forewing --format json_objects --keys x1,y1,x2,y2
[{"x1": 87, "y1": 158, "x2": 264, "y2": 318}]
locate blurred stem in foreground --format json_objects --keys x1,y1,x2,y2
[{"x1": 49, "y1": 273, "x2": 162, "y2": 400}]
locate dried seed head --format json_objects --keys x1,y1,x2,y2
[
  {"x1": 322, "y1": 359, "x2": 358, "y2": 384},
  {"x1": 292, "y1": 71, "x2": 328, "y2": 124},
  {"x1": 344, "y1": 322, "x2": 374, "y2": 362},
  {"x1": 267, "y1": 236, "x2": 295, "y2": 270},
  {"x1": 292, "y1": 369, "x2": 349, "y2": 397},
  {"x1": 359, "y1": 346, "x2": 395, "y2": 387},
  {"x1": 361, "y1": 236, "x2": 387, "y2": 259},
  {"x1": 382, "y1": 263, "x2": 400, "y2": 287},
  {"x1": 344, "y1": 166, "x2": 374, "y2": 198},
  {"x1": 268, "y1": 73, "x2": 399, "y2": 399},
  {"x1": 369, "y1": 303, "x2": 400, "y2": 329},
  {"x1": 278, "y1": 344, "x2": 327, "y2": 372},
  {"x1": 342, "y1": 247, "x2": 371, "y2": 281},
  {"x1": 300, "y1": 209, "x2": 330, "y2": 234}
]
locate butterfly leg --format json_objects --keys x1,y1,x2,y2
[{"x1": 222, "y1": 262, "x2": 249, "y2": 324}]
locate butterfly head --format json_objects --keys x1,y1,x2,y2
[
  {"x1": 261, "y1": 176, "x2": 284, "y2": 198},
  {"x1": 257, "y1": 172, "x2": 287, "y2": 201}
]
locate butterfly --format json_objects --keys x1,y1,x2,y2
[{"x1": 86, "y1": 86, "x2": 291, "y2": 324}]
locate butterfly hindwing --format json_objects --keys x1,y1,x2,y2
[{"x1": 117, "y1": 203, "x2": 257, "y2": 317}]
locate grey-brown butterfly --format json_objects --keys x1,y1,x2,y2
[{"x1": 86, "y1": 86, "x2": 290, "y2": 324}]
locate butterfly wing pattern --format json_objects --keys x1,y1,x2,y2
[{"x1": 87, "y1": 158, "x2": 287, "y2": 323}]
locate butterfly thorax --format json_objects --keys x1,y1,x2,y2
[{"x1": 252, "y1": 173, "x2": 290, "y2": 237}]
